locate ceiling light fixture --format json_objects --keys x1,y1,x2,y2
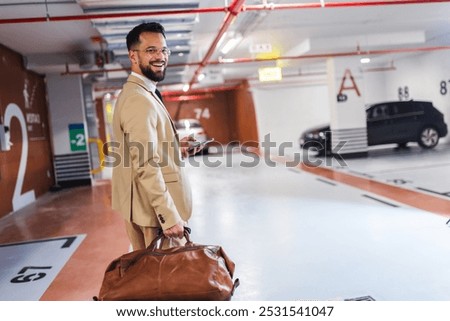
[
  {"x1": 182, "y1": 84, "x2": 190, "y2": 92},
  {"x1": 360, "y1": 57, "x2": 371, "y2": 64},
  {"x1": 216, "y1": 31, "x2": 228, "y2": 50},
  {"x1": 221, "y1": 33, "x2": 243, "y2": 55},
  {"x1": 320, "y1": 0, "x2": 325, "y2": 7},
  {"x1": 197, "y1": 73, "x2": 206, "y2": 81}
]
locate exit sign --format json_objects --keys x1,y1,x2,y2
[
  {"x1": 250, "y1": 43, "x2": 272, "y2": 54},
  {"x1": 258, "y1": 67, "x2": 282, "y2": 82}
]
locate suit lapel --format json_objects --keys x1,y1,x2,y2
[
  {"x1": 149, "y1": 91, "x2": 178, "y2": 135},
  {"x1": 127, "y1": 75, "x2": 178, "y2": 135}
]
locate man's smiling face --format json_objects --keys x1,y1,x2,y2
[{"x1": 130, "y1": 31, "x2": 168, "y2": 82}]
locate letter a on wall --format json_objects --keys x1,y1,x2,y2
[{"x1": 338, "y1": 69, "x2": 361, "y2": 101}]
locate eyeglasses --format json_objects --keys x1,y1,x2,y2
[{"x1": 132, "y1": 47, "x2": 171, "y2": 56}]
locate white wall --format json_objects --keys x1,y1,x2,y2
[
  {"x1": 250, "y1": 50, "x2": 450, "y2": 148},
  {"x1": 362, "y1": 70, "x2": 387, "y2": 105},
  {"x1": 383, "y1": 50, "x2": 450, "y2": 129},
  {"x1": 251, "y1": 81, "x2": 329, "y2": 149}
]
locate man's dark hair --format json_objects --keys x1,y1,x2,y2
[{"x1": 126, "y1": 22, "x2": 166, "y2": 51}]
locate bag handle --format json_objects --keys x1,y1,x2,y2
[
  {"x1": 148, "y1": 226, "x2": 192, "y2": 250},
  {"x1": 231, "y1": 278, "x2": 240, "y2": 296}
]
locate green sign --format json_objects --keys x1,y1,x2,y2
[{"x1": 69, "y1": 123, "x2": 87, "y2": 151}]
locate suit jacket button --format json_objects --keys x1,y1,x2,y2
[{"x1": 158, "y1": 214, "x2": 165, "y2": 224}]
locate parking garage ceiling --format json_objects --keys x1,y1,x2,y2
[{"x1": 1, "y1": 0, "x2": 450, "y2": 92}]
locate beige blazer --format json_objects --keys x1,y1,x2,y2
[{"x1": 111, "y1": 74, "x2": 192, "y2": 229}]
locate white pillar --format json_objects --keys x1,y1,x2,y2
[
  {"x1": 327, "y1": 57, "x2": 368, "y2": 158},
  {"x1": 46, "y1": 74, "x2": 92, "y2": 187}
]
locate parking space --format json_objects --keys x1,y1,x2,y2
[{"x1": 333, "y1": 144, "x2": 450, "y2": 202}]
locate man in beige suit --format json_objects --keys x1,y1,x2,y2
[{"x1": 112, "y1": 22, "x2": 199, "y2": 250}]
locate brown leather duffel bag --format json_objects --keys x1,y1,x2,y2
[{"x1": 94, "y1": 228, "x2": 239, "y2": 301}]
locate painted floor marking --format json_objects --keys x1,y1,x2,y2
[
  {"x1": 0, "y1": 235, "x2": 85, "y2": 300},
  {"x1": 254, "y1": 149, "x2": 450, "y2": 218}
]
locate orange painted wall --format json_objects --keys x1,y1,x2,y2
[
  {"x1": 164, "y1": 85, "x2": 258, "y2": 146},
  {"x1": 229, "y1": 81, "x2": 259, "y2": 146},
  {"x1": 0, "y1": 44, "x2": 54, "y2": 218}
]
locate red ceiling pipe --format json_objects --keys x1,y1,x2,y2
[
  {"x1": 62, "y1": 45, "x2": 450, "y2": 76},
  {"x1": 187, "y1": 0, "x2": 246, "y2": 88},
  {"x1": 0, "y1": 7, "x2": 227, "y2": 24},
  {"x1": 244, "y1": 0, "x2": 450, "y2": 11},
  {"x1": 62, "y1": 66, "x2": 130, "y2": 75},
  {"x1": 161, "y1": 84, "x2": 242, "y2": 97},
  {"x1": 2, "y1": 0, "x2": 449, "y2": 24},
  {"x1": 61, "y1": 61, "x2": 201, "y2": 75},
  {"x1": 206, "y1": 45, "x2": 450, "y2": 65},
  {"x1": 62, "y1": 62, "x2": 200, "y2": 75}
]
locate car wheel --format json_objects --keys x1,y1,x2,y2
[
  {"x1": 316, "y1": 142, "x2": 331, "y2": 156},
  {"x1": 418, "y1": 126, "x2": 439, "y2": 149},
  {"x1": 316, "y1": 147, "x2": 326, "y2": 157}
]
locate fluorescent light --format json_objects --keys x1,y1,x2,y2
[
  {"x1": 220, "y1": 34, "x2": 243, "y2": 55},
  {"x1": 217, "y1": 32, "x2": 228, "y2": 49},
  {"x1": 360, "y1": 57, "x2": 371, "y2": 64},
  {"x1": 221, "y1": 38, "x2": 240, "y2": 54}
]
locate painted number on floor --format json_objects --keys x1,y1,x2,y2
[{"x1": 10, "y1": 266, "x2": 52, "y2": 283}]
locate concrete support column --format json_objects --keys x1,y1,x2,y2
[
  {"x1": 46, "y1": 74, "x2": 92, "y2": 187},
  {"x1": 327, "y1": 57, "x2": 368, "y2": 158}
]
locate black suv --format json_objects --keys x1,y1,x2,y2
[{"x1": 300, "y1": 100, "x2": 448, "y2": 155}]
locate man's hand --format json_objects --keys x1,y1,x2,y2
[
  {"x1": 180, "y1": 136, "x2": 202, "y2": 158},
  {"x1": 163, "y1": 221, "x2": 185, "y2": 239}
]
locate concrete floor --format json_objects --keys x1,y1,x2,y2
[
  {"x1": 1, "y1": 144, "x2": 450, "y2": 300},
  {"x1": 187, "y1": 146, "x2": 450, "y2": 301}
]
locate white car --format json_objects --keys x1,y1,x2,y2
[{"x1": 174, "y1": 118, "x2": 210, "y2": 154}]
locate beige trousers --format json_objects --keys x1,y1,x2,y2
[{"x1": 124, "y1": 220, "x2": 186, "y2": 251}]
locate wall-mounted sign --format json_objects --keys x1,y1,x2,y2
[
  {"x1": 4, "y1": 103, "x2": 36, "y2": 211},
  {"x1": 258, "y1": 67, "x2": 282, "y2": 82},
  {"x1": 337, "y1": 69, "x2": 361, "y2": 103},
  {"x1": 69, "y1": 123, "x2": 86, "y2": 152},
  {"x1": 250, "y1": 43, "x2": 272, "y2": 54}
]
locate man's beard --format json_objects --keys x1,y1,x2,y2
[{"x1": 140, "y1": 62, "x2": 166, "y2": 82}]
